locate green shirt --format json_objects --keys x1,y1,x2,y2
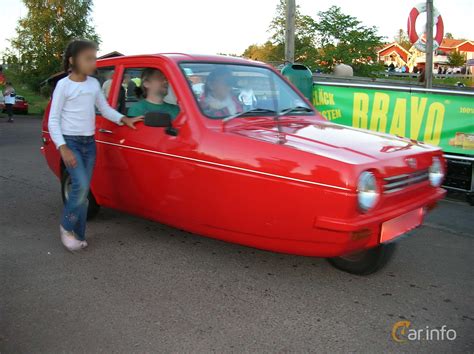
[{"x1": 128, "y1": 99, "x2": 180, "y2": 120}]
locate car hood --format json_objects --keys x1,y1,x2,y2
[{"x1": 229, "y1": 120, "x2": 438, "y2": 165}]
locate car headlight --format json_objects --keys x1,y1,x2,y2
[
  {"x1": 357, "y1": 171, "x2": 379, "y2": 213},
  {"x1": 429, "y1": 156, "x2": 444, "y2": 187}
]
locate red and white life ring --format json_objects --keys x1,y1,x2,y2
[{"x1": 407, "y1": 3, "x2": 444, "y2": 52}]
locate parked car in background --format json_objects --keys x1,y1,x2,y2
[
  {"x1": 41, "y1": 54, "x2": 446, "y2": 275},
  {"x1": 1, "y1": 95, "x2": 29, "y2": 114}
]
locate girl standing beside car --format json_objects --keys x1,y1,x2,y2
[{"x1": 48, "y1": 39, "x2": 143, "y2": 251}]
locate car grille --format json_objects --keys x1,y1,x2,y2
[{"x1": 383, "y1": 169, "x2": 429, "y2": 193}]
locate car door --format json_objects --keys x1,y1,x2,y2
[
  {"x1": 94, "y1": 60, "x2": 196, "y2": 223},
  {"x1": 87, "y1": 65, "x2": 119, "y2": 201}
]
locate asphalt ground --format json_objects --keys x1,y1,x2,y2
[{"x1": 1, "y1": 115, "x2": 473, "y2": 352}]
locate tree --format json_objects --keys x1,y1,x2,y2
[
  {"x1": 242, "y1": 2, "x2": 384, "y2": 75},
  {"x1": 266, "y1": 0, "x2": 319, "y2": 68},
  {"x1": 314, "y1": 6, "x2": 384, "y2": 75},
  {"x1": 4, "y1": 0, "x2": 100, "y2": 90},
  {"x1": 445, "y1": 32, "x2": 454, "y2": 39},
  {"x1": 242, "y1": 41, "x2": 283, "y2": 63},
  {"x1": 394, "y1": 29, "x2": 412, "y2": 50},
  {"x1": 447, "y1": 50, "x2": 466, "y2": 67}
]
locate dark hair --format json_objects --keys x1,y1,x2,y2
[
  {"x1": 204, "y1": 67, "x2": 233, "y2": 96},
  {"x1": 63, "y1": 39, "x2": 98, "y2": 72},
  {"x1": 136, "y1": 68, "x2": 165, "y2": 98}
]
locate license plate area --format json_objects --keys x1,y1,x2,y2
[{"x1": 380, "y1": 208, "x2": 424, "y2": 243}]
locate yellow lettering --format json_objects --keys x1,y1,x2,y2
[
  {"x1": 410, "y1": 96, "x2": 427, "y2": 140},
  {"x1": 352, "y1": 93, "x2": 369, "y2": 129},
  {"x1": 424, "y1": 102, "x2": 445, "y2": 145},
  {"x1": 319, "y1": 89, "x2": 324, "y2": 106},
  {"x1": 389, "y1": 98, "x2": 407, "y2": 136},
  {"x1": 313, "y1": 90, "x2": 335, "y2": 106},
  {"x1": 312, "y1": 91, "x2": 318, "y2": 106},
  {"x1": 328, "y1": 93, "x2": 335, "y2": 105},
  {"x1": 370, "y1": 92, "x2": 390, "y2": 132}
]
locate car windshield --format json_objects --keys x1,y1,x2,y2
[{"x1": 180, "y1": 62, "x2": 313, "y2": 120}]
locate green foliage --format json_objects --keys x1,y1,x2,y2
[
  {"x1": 270, "y1": 0, "x2": 319, "y2": 69},
  {"x1": 268, "y1": 0, "x2": 316, "y2": 44},
  {"x1": 447, "y1": 50, "x2": 466, "y2": 67},
  {"x1": 1, "y1": 67, "x2": 49, "y2": 115},
  {"x1": 3, "y1": 0, "x2": 99, "y2": 90},
  {"x1": 242, "y1": 41, "x2": 283, "y2": 63},
  {"x1": 445, "y1": 33, "x2": 454, "y2": 39},
  {"x1": 314, "y1": 6, "x2": 384, "y2": 72},
  {"x1": 243, "y1": 0, "x2": 318, "y2": 69},
  {"x1": 352, "y1": 62, "x2": 385, "y2": 77},
  {"x1": 241, "y1": 2, "x2": 383, "y2": 75},
  {"x1": 394, "y1": 29, "x2": 412, "y2": 50}
]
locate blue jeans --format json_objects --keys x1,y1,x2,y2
[{"x1": 61, "y1": 135, "x2": 96, "y2": 241}]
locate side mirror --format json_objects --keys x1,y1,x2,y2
[
  {"x1": 144, "y1": 111, "x2": 178, "y2": 136},
  {"x1": 144, "y1": 111, "x2": 172, "y2": 127}
]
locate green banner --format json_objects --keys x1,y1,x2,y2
[{"x1": 312, "y1": 84, "x2": 474, "y2": 155}]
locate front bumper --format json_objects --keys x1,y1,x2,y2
[
  {"x1": 315, "y1": 187, "x2": 445, "y2": 232},
  {"x1": 311, "y1": 187, "x2": 446, "y2": 256}
]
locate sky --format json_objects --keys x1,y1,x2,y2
[{"x1": 1, "y1": 0, "x2": 473, "y2": 57}]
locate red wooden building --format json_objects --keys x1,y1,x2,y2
[
  {"x1": 377, "y1": 43, "x2": 410, "y2": 67},
  {"x1": 377, "y1": 38, "x2": 474, "y2": 71},
  {"x1": 437, "y1": 39, "x2": 474, "y2": 59}
]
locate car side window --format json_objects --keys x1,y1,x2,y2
[
  {"x1": 95, "y1": 67, "x2": 115, "y2": 99},
  {"x1": 116, "y1": 67, "x2": 180, "y2": 119}
]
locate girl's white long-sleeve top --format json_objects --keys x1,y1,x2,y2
[{"x1": 48, "y1": 76, "x2": 123, "y2": 148}]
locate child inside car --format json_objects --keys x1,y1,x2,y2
[
  {"x1": 128, "y1": 68, "x2": 180, "y2": 119},
  {"x1": 201, "y1": 68, "x2": 242, "y2": 118}
]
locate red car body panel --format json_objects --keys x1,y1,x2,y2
[{"x1": 41, "y1": 54, "x2": 446, "y2": 257}]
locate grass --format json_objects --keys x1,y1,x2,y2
[
  {"x1": 2, "y1": 68, "x2": 49, "y2": 116},
  {"x1": 15, "y1": 84, "x2": 49, "y2": 116}
]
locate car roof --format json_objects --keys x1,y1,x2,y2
[{"x1": 97, "y1": 53, "x2": 268, "y2": 67}]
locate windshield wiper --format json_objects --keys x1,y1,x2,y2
[
  {"x1": 276, "y1": 106, "x2": 313, "y2": 118},
  {"x1": 222, "y1": 108, "x2": 277, "y2": 124},
  {"x1": 272, "y1": 105, "x2": 314, "y2": 134}
]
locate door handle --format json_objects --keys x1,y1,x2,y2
[{"x1": 98, "y1": 128, "x2": 113, "y2": 134}]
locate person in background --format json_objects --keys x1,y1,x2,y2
[
  {"x1": 238, "y1": 79, "x2": 257, "y2": 111},
  {"x1": 183, "y1": 68, "x2": 205, "y2": 97},
  {"x1": 122, "y1": 73, "x2": 137, "y2": 100},
  {"x1": 101, "y1": 71, "x2": 114, "y2": 98},
  {"x1": 3, "y1": 82, "x2": 16, "y2": 123},
  {"x1": 190, "y1": 75, "x2": 205, "y2": 97},
  {"x1": 418, "y1": 68, "x2": 425, "y2": 83}
]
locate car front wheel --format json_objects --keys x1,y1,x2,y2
[
  {"x1": 61, "y1": 170, "x2": 100, "y2": 220},
  {"x1": 327, "y1": 243, "x2": 397, "y2": 275}
]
